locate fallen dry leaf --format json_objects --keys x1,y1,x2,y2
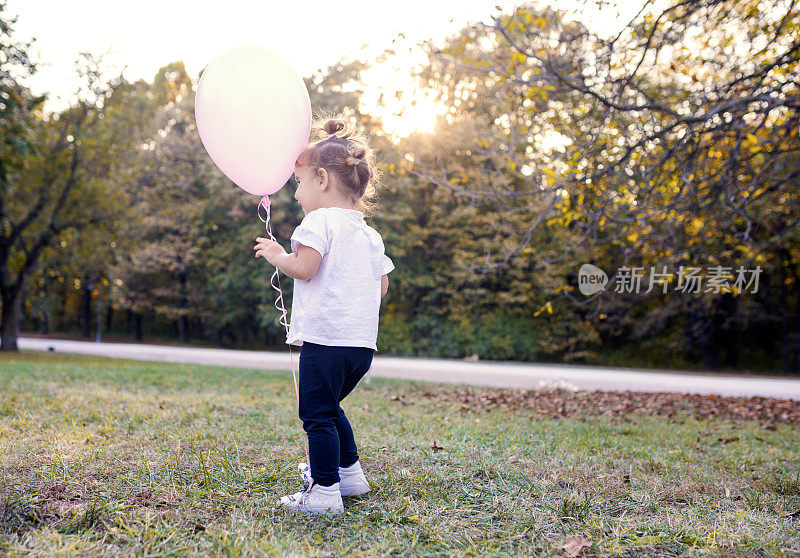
[
  {"x1": 408, "y1": 385, "x2": 800, "y2": 424},
  {"x1": 42, "y1": 483, "x2": 84, "y2": 502},
  {"x1": 389, "y1": 394, "x2": 414, "y2": 406},
  {"x1": 563, "y1": 534, "x2": 591, "y2": 557}
]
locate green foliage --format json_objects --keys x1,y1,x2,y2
[
  {"x1": 377, "y1": 310, "x2": 415, "y2": 355},
  {"x1": 434, "y1": 311, "x2": 542, "y2": 361},
  {"x1": 378, "y1": 310, "x2": 542, "y2": 361}
]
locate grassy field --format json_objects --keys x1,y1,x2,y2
[{"x1": 0, "y1": 351, "x2": 798, "y2": 557}]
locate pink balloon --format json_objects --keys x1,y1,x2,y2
[{"x1": 195, "y1": 45, "x2": 311, "y2": 196}]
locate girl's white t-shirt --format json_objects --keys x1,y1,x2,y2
[{"x1": 285, "y1": 206, "x2": 395, "y2": 350}]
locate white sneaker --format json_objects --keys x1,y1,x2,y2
[
  {"x1": 277, "y1": 480, "x2": 344, "y2": 515},
  {"x1": 339, "y1": 460, "x2": 370, "y2": 496},
  {"x1": 277, "y1": 462, "x2": 344, "y2": 515}
]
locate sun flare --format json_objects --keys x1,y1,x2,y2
[{"x1": 356, "y1": 44, "x2": 448, "y2": 143}]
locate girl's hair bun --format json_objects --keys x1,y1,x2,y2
[
  {"x1": 297, "y1": 112, "x2": 383, "y2": 218},
  {"x1": 323, "y1": 119, "x2": 347, "y2": 137}
]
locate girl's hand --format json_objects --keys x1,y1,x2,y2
[{"x1": 254, "y1": 237, "x2": 286, "y2": 266}]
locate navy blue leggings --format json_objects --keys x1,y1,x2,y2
[{"x1": 298, "y1": 341, "x2": 375, "y2": 487}]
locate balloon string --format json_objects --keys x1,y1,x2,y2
[{"x1": 258, "y1": 194, "x2": 310, "y2": 469}]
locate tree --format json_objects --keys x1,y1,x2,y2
[
  {"x1": 408, "y1": 0, "x2": 799, "y2": 370},
  {"x1": 109, "y1": 63, "x2": 206, "y2": 343},
  {"x1": 0, "y1": 1, "x2": 45, "y2": 348},
  {"x1": 0, "y1": 3, "x2": 133, "y2": 351}
]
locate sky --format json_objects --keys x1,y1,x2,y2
[{"x1": 5, "y1": 0, "x2": 649, "y2": 138}]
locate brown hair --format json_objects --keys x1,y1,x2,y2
[{"x1": 296, "y1": 113, "x2": 381, "y2": 218}]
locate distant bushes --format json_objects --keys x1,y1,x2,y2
[{"x1": 378, "y1": 310, "x2": 540, "y2": 361}]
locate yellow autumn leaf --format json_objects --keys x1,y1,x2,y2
[
  {"x1": 533, "y1": 301, "x2": 549, "y2": 317},
  {"x1": 687, "y1": 217, "x2": 703, "y2": 235}
]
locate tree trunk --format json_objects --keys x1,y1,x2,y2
[
  {"x1": 80, "y1": 281, "x2": 92, "y2": 338},
  {"x1": 703, "y1": 301, "x2": 721, "y2": 371},
  {"x1": 177, "y1": 315, "x2": 188, "y2": 344},
  {"x1": 39, "y1": 278, "x2": 49, "y2": 334},
  {"x1": 57, "y1": 276, "x2": 66, "y2": 330},
  {"x1": 720, "y1": 292, "x2": 738, "y2": 368},
  {"x1": 176, "y1": 271, "x2": 188, "y2": 344},
  {"x1": 0, "y1": 287, "x2": 25, "y2": 351},
  {"x1": 134, "y1": 313, "x2": 142, "y2": 341},
  {"x1": 778, "y1": 248, "x2": 795, "y2": 374},
  {"x1": 105, "y1": 304, "x2": 113, "y2": 334},
  {"x1": 688, "y1": 297, "x2": 720, "y2": 371},
  {"x1": 39, "y1": 310, "x2": 48, "y2": 334},
  {"x1": 777, "y1": 248, "x2": 800, "y2": 375}
]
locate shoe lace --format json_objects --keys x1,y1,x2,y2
[
  {"x1": 298, "y1": 462, "x2": 313, "y2": 491},
  {"x1": 297, "y1": 462, "x2": 314, "y2": 503}
]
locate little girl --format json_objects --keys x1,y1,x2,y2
[{"x1": 253, "y1": 117, "x2": 394, "y2": 516}]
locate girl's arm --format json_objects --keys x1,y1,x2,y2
[
  {"x1": 255, "y1": 238, "x2": 322, "y2": 280},
  {"x1": 273, "y1": 243, "x2": 322, "y2": 280},
  {"x1": 381, "y1": 274, "x2": 388, "y2": 298}
]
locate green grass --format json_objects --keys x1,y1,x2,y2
[{"x1": 0, "y1": 350, "x2": 798, "y2": 556}]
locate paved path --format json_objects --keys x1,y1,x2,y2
[{"x1": 13, "y1": 337, "x2": 800, "y2": 400}]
